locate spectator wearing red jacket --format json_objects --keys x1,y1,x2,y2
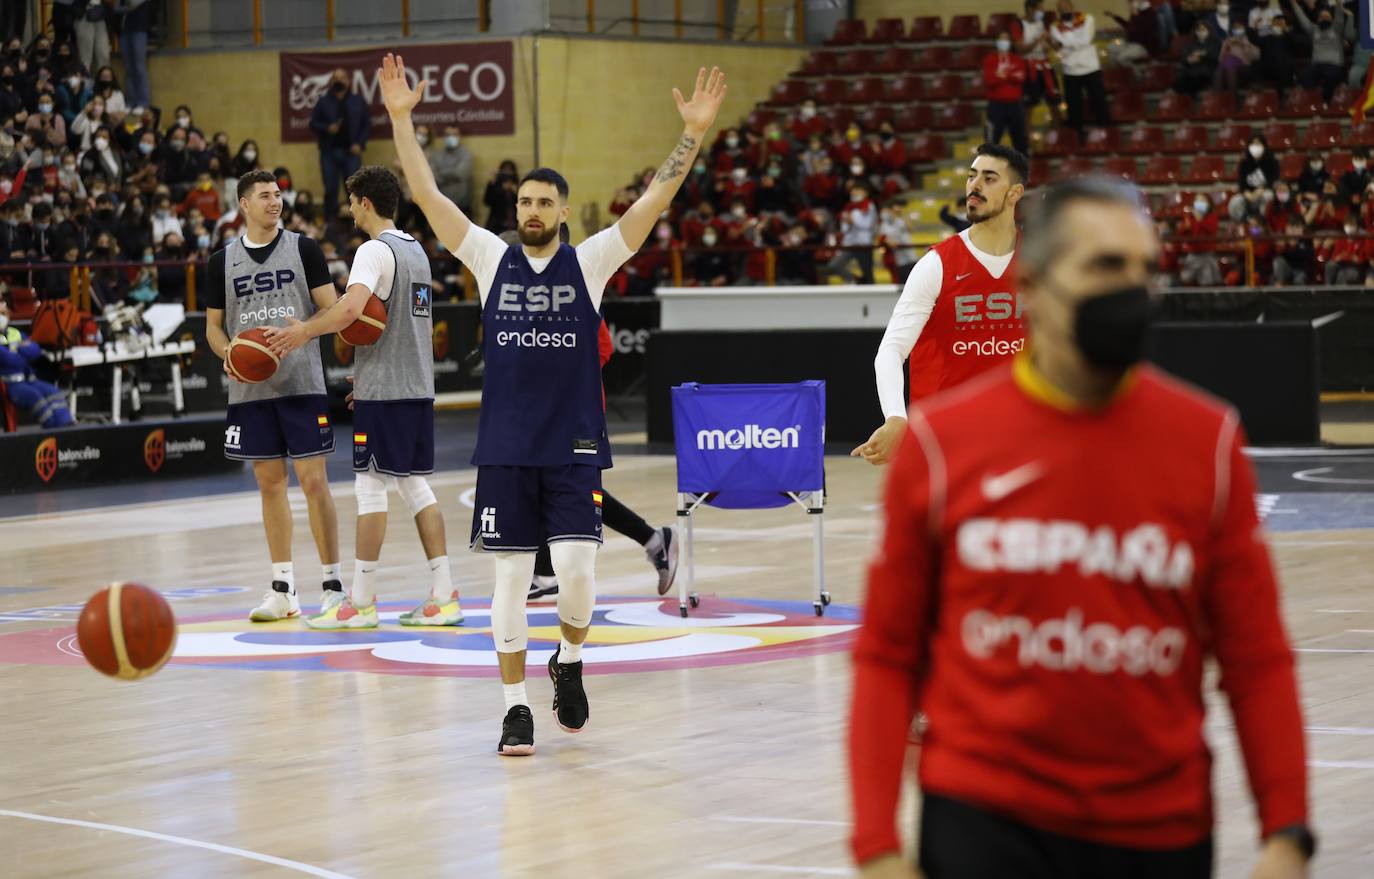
[
  {"x1": 790, "y1": 98, "x2": 826, "y2": 143},
  {"x1": 1178, "y1": 194, "x2": 1221, "y2": 285},
  {"x1": 983, "y1": 33, "x2": 1030, "y2": 156},
  {"x1": 1322, "y1": 218, "x2": 1366, "y2": 285},
  {"x1": 850, "y1": 176, "x2": 1312, "y2": 879},
  {"x1": 802, "y1": 154, "x2": 842, "y2": 211}
]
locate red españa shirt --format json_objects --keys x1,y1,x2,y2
[
  {"x1": 850, "y1": 357, "x2": 1307, "y2": 862},
  {"x1": 907, "y1": 233, "x2": 1027, "y2": 401}
]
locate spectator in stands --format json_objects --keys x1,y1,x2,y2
[
  {"x1": 690, "y1": 226, "x2": 735, "y2": 286},
  {"x1": 93, "y1": 66, "x2": 125, "y2": 121},
  {"x1": 231, "y1": 139, "x2": 260, "y2": 178},
  {"x1": 309, "y1": 68, "x2": 370, "y2": 229},
  {"x1": 775, "y1": 223, "x2": 818, "y2": 285},
  {"x1": 155, "y1": 231, "x2": 188, "y2": 300},
  {"x1": 1213, "y1": 21, "x2": 1259, "y2": 91},
  {"x1": 840, "y1": 156, "x2": 872, "y2": 202},
  {"x1": 824, "y1": 181, "x2": 876, "y2": 284},
  {"x1": 160, "y1": 124, "x2": 202, "y2": 198},
  {"x1": 756, "y1": 162, "x2": 798, "y2": 216},
  {"x1": 69, "y1": 93, "x2": 104, "y2": 152},
  {"x1": 430, "y1": 124, "x2": 473, "y2": 215},
  {"x1": 1017, "y1": 0, "x2": 1062, "y2": 126},
  {"x1": 1051, "y1": 0, "x2": 1111, "y2": 134},
  {"x1": 55, "y1": 66, "x2": 90, "y2": 128},
  {"x1": 1297, "y1": 153, "x2": 1329, "y2": 194},
  {"x1": 940, "y1": 195, "x2": 971, "y2": 233},
  {"x1": 78, "y1": 125, "x2": 119, "y2": 187},
  {"x1": 1229, "y1": 185, "x2": 1270, "y2": 224},
  {"x1": 1175, "y1": 21, "x2": 1221, "y2": 95},
  {"x1": 0, "y1": 2, "x2": 24, "y2": 43},
  {"x1": 984, "y1": 32, "x2": 1030, "y2": 157},
  {"x1": 878, "y1": 205, "x2": 917, "y2": 284},
  {"x1": 625, "y1": 219, "x2": 678, "y2": 295},
  {"x1": 0, "y1": 298, "x2": 74, "y2": 427},
  {"x1": 117, "y1": 0, "x2": 153, "y2": 108},
  {"x1": 1324, "y1": 218, "x2": 1366, "y2": 285},
  {"x1": 150, "y1": 192, "x2": 178, "y2": 241},
  {"x1": 720, "y1": 164, "x2": 757, "y2": 212},
  {"x1": 124, "y1": 129, "x2": 159, "y2": 196},
  {"x1": 799, "y1": 134, "x2": 828, "y2": 178},
  {"x1": 790, "y1": 98, "x2": 826, "y2": 143},
  {"x1": 56, "y1": 149, "x2": 85, "y2": 197},
  {"x1": 27, "y1": 90, "x2": 66, "y2": 149},
  {"x1": 1266, "y1": 180, "x2": 1301, "y2": 228},
  {"x1": 73, "y1": 0, "x2": 111, "y2": 74},
  {"x1": 115, "y1": 194, "x2": 149, "y2": 257},
  {"x1": 1339, "y1": 149, "x2": 1372, "y2": 204},
  {"x1": 1291, "y1": 0, "x2": 1347, "y2": 102},
  {"x1": 1305, "y1": 179, "x2": 1347, "y2": 230},
  {"x1": 677, "y1": 156, "x2": 713, "y2": 208},
  {"x1": 713, "y1": 127, "x2": 750, "y2": 173},
  {"x1": 1237, "y1": 134, "x2": 1280, "y2": 192},
  {"x1": 759, "y1": 120, "x2": 791, "y2": 167},
  {"x1": 1105, "y1": 0, "x2": 1161, "y2": 68},
  {"x1": 1177, "y1": 194, "x2": 1222, "y2": 286},
  {"x1": 1250, "y1": 0, "x2": 1284, "y2": 35},
  {"x1": 179, "y1": 171, "x2": 221, "y2": 223},
  {"x1": 0, "y1": 63, "x2": 21, "y2": 121},
  {"x1": 482, "y1": 159, "x2": 518, "y2": 233}
]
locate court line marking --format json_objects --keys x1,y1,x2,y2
[
  {"x1": 1308, "y1": 726, "x2": 1374, "y2": 736},
  {"x1": 713, "y1": 816, "x2": 849, "y2": 827},
  {"x1": 0, "y1": 810, "x2": 356, "y2": 879},
  {"x1": 708, "y1": 864, "x2": 849, "y2": 876},
  {"x1": 1297, "y1": 648, "x2": 1374, "y2": 654},
  {"x1": 1310, "y1": 760, "x2": 1374, "y2": 769}
]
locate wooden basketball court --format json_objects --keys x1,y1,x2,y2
[{"x1": 2, "y1": 452, "x2": 1372, "y2": 878}]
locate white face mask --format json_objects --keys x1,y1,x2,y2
[
  {"x1": 725, "y1": 136, "x2": 739, "y2": 149},
  {"x1": 1249, "y1": 144, "x2": 1264, "y2": 158},
  {"x1": 177, "y1": 116, "x2": 190, "y2": 127},
  {"x1": 416, "y1": 133, "x2": 429, "y2": 147},
  {"x1": 1217, "y1": 5, "x2": 1229, "y2": 15},
  {"x1": 702, "y1": 234, "x2": 717, "y2": 246},
  {"x1": 849, "y1": 163, "x2": 864, "y2": 176},
  {"x1": 1033, "y1": 10, "x2": 1044, "y2": 21},
  {"x1": 243, "y1": 149, "x2": 257, "y2": 162},
  {"x1": 1356, "y1": 161, "x2": 1368, "y2": 171},
  {"x1": 1193, "y1": 199, "x2": 1209, "y2": 214},
  {"x1": 731, "y1": 205, "x2": 746, "y2": 218},
  {"x1": 94, "y1": 137, "x2": 108, "y2": 151},
  {"x1": 731, "y1": 169, "x2": 747, "y2": 184},
  {"x1": 799, "y1": 105, "x2": 815, "y2": 120},
  {"x1": 1345, "y1": 225, "x2": 1358, "y2": 235},
  {"x1": 996, "y1": 38, "x2": 1012, "y2": 51},
  {"x1": 445, "y1": 135, "x2": 460, "y2": 149}
]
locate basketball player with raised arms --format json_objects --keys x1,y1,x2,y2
[
  {"x1": 854, "y1": 144, "x2": 1029, "y2": 466},
  {"x1": 262, "y1": 165, "x2": 463, "y2": 631},
  {"x1": 380, "y1": 53, "x2": 726, "y2": 755},
  {"x1": 204, "y1": 169, "x2": 343, "y2": 622}
]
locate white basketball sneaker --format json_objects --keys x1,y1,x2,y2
[
  {"x1": 319, "y1": 587, "x2": 347, "y2": 614},
  {"x1": 249, "y1": 581, "x2": 301, "y2": 622}
]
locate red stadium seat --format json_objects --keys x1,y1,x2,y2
[
  {"x1": 1196, "y1": 91, "x2": 1236, "y2": 121},
  {"x1": 1112, "y1": 92, "x2": 1146, "y2": 123},
  {"x1": 845, "y1": 78, "x2": 886, "y2": 105},
  {"x1": 884, "y1": 74, "x2": 922, "y2": 104},
  {"x1": 1238, "y1": 89, "x2": 1279, "y2": 120},
  {"x1": 1183, "y1": 155, "x2": 1227, "y2": 184},
  {"x1": 859, "y1": 106, "x2": 894, "y2": 130},
  {"x1": 1327, "y1": 151, "x2": 1354, "y2": 176},
  {"x1": 1102, "y1": 156, "x2": 1138, "y2": 180},
  {"x1": 1281, "y1": 88, "x2": 1323, "y2": 118},
  {"x1": 894, "y1": 103, "x2": 934, "y2": 132},
  {"x1": 1140, "y1": 64, "x2": 1175, "y2": 93},
  {"x1": 907, "y1": 16, "x2": 943, "y2": 43},
  {"x1": 951, "y1": 44, "x2": 987, "y2": 71},
  {"x1": 984, "y1": 12, "x2": 1019, "y2": 37},
  {"x1": 1029, "y1": 156, "x2": 1053, "y2": 182},
  {"x1": 1038, "y1": 127, "x2": 1080, "y2": 157},
  {"x1": 1212, "y1": 123, "x2": 1252, "y2": 153},
  {"x1": 1326, "y1": 85, "x2": 1359, "y2": 117},
  {"x1": 932, "y1": 103, "x2": 977, "y2": 130},
  {"x1": 836, "y1": 49, "x2": 876, "y2": 76},
  {"x1": 1304, "y1": 121, "x2": 1342, "y2": 149},
  {"x1": 1263, "y1": 122, "x2": 1299, "y2": 150},
  {"x1": 769, "y1": 80, "x2": 810, "y2": 106},
  {"x1": 1056, "y1": 157, "x2": 1096, "y2": 180},
  {"x1": 813, "y1": 79, "x2": 848, "y2": 105},
  {"x1": 1102, "y1": 66, "x2": 1136, "y2": 93},
  {"x1": 1141, "y1": 155, "x2": 1183, "y2": 184},
  {"x1": 1279, "y1": 152, "x2": 1306, "y2": 180},
  {"x1": 948, "y1": 14, "x2": 981, "y2": 40},
  {"x1": 907, "y1": 132, "x2": 945, "y2": 162},
  {"x1": 1080, "y1": 127, "x2": 1119, "y2": 155},
  {"x1": 824, "y1": 106, "x2": 856, "y2": 131},
  {"x1": 868, "y1": 18, "x2": 906, "y2": 44},
  {"x1": 1154, "y1": 92, "x2": 1193, "y2": 122},
  {"x1": 743, "y1": 109, "x2": 776, "y2": 134},
  {"x1": 912, "y1": 45, "x2": 953, "y2": 71},
  {"x1": 872, "y1": 46, "x2": 914, "y2": 74},
  {"x1": 797, "y1": 52, "x2": 837, "y2": 78},
  {"x1": 828, "y1": 19, "x2": 867, "y2": 46},
  {"x1": 1124, "y1": 125, "x2": 1165, "y2": 154},
  {"x1": 1164, "y1": 124, "x2": 1207, "y2": 153},
  {"x1": 924, "y1": 73, "x2": 965, "y2": 101},
  {"x1": 1346, "y1": 121, "x2": 1374, "y2": 148}
]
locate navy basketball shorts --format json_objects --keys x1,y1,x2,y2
[
  {"x1": 223, "y1": 394, "x2": 334, "y2": 460},
  {"x1": 352, "y1": 400, "x2": 435, "y2": 476},
  {"x1": 469, "y1": 464, "x2": 604, "y2": 552}
]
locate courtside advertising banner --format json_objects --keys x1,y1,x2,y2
[
  {"x1": 671, "y1": 381, "x2": 825, "y2": 509},
  {"x1": 280, "y1": 41, "x2": 515, "y2": 143}
]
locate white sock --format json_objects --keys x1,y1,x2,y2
[
  {"x1": 322, "y1": 562, "x2": 342, "y2": 585},
  {"x1": 352, "y1": 559, "x2": 378, "y2": 607},
  {"x1": 429, "y1": 555, "x2": 452, "y2": 602},
  {"x1": 559, "y1": 639, "x2": 582, "y2": 663},
  {"x1": 272, "y1": 562, "x2": 294, "y2": 592},
  {"x1": 645, "y1": 529, "x2": 664, "y2": 555},
  {"x1": 503, "y1": 682, "x2": 528, "y2": 710}
]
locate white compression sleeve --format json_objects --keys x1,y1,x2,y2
[
  {"x1": 491, "y1": 552, "x2": 536, "y2": 654},
  {"x1": 394, "y1": 474, "x2": 437, "y2": 515},
  {"x1": 876, "y1": 248, "x2": 942, "y2": 420},
  {"x1": 550, "y1": 540, "x2": 598, "y2": 629},
  {"x1": 355, "y1": 470, "x2": 391, "y2": 516}
]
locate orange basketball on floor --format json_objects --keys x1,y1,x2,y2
[
  {"x1": 227, "y1": 326, "x2": 280, "y2": 383},
  {"x1": 76, "y1": 582, "x2": 177, "y2": 681},
  {"x1": 339, "y1": 295, "x2": 387, "y2": 346}
]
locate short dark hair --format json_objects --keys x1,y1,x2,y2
[
  {"x1": 974, "y1": 142, "x2": 1030, "y2": 185},
  {"x1": 237, "y1": 169, "x2": 277, "y2": 201},
  {"x1": 1020, "y1": 175, "x2": 1145, "y2": 276},
  {"x1": 344, "y1": 165, "x2": 401, "y2": 219},
  {"x1": 519, "y1": 167, "x2": 569, "y2": 201}
]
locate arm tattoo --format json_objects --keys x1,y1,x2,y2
[{"x1": 655, "y1": 134, "x2": 698, "y2": 184}]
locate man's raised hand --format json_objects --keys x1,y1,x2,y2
[
  {"x1": 380, "y1": 53, "x2": 426, "y2": 117},
  {"x1": 673, "y1": 66, "x2": 727, "y2": 137}
]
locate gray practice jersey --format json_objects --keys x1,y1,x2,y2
[
  {"x1": 222, "y1": 230, "x2": 326, "y2": 404},
  {"x1": 354, "y1": 233, "x2": 435, "y2": 402}
]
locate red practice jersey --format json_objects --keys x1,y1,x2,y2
[
  {"x1": 906, "y1": 234, "x2": 1026, "y2": 401},
  {"x1": 850, "y1": 356, "x2": 1307, "y2": 862}
]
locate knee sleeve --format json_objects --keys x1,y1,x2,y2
[
  {"x1": 354, "y1": 470, "x2": 391, "y2": 516},
  {"x1": 551, "y1": 541, "x2": 598, "y2": 628},
  {"x1": 492, "y1": 552, "x2": 536, "y2": 653},
  {"x1": 395, "y1": 474, "x2": 437, "y2": 516}
]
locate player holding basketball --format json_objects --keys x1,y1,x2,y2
[
  {"x1": 204, "y1": 170, "x2": 343, "y2": 622},
  {"x1": 854, "y1": 143, "x2": 1029, "y2": 466},
  {"x1": 850, "y1": 177, "x2": 1312, "y2": 878},
  {"x1": 262, "y1": 165, "x2": 462, "y2": 631},
  {"x1": 381, "y1": 53, "x2": 725, "y2": 755}
]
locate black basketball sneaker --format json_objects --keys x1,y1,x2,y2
[
  {"x1": 549, "y1": 647, "x2": 589, "y2": 733},
  {"x1": 497, "y1": 705, "x2": 535, "y2": 756}
]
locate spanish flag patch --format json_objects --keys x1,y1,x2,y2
[
  {"x1": 354, "y1": 433, "x2": 367, "y2": 444},
  {"x1": 591, "y1": 491, "x2": 603, "y2": 505},
  {"x1": 317, "y1": 415, "x2": 329, "y2": 426}
]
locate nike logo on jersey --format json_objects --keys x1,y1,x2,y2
[
  {"x1": 981, "y1": 462, "x2": 1044, "y2": 502},
  {"x1": 955, "y1": 271, "x2": 974, "y2": 281}
]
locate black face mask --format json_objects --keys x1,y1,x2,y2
[{"x1": 1049, "y1": 281, "x2": 1155, "y2": 371}]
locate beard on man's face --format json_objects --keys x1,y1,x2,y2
[{"x1": 518, "y1": 221, "x2": 558, "y2": 247}]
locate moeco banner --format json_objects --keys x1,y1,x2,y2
[
  {"x1": 670, "y1": 381, "x2": 825, "y2": 510},
  {"x1": 280, "y1": 42, "x2": 515, "y2": 143}
]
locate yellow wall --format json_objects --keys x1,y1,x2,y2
[{"x1": 147, "y1": 35, "x2": 803, "y2": 236}]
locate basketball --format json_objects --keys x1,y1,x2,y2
[
  {"x1": 339, "y1": 294, "x2": 387, "y2": 346},
  {"x1": 75, "y1": 582, "x2": 177, "y2": 681},
  {"x1": 227, "y1": 326, "x2": 280, "y2": 382}
]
